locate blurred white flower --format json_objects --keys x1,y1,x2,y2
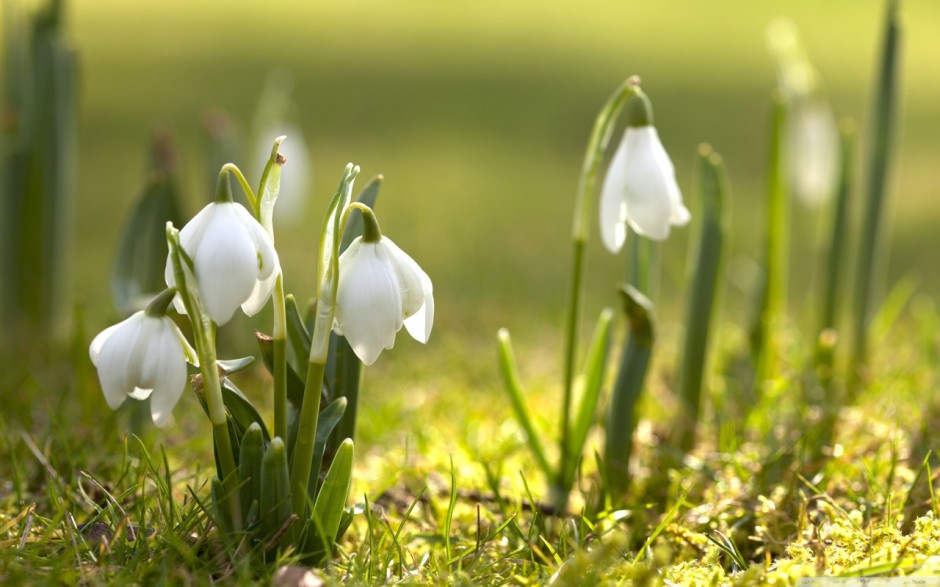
[
  {"x1": 333, "y1": 236, "x2": 434, "y2": 365},
  {"x1": 165, "y1": 202, "x2": 280, "y2": 325},
  {"x1": 789, "y1": 99, "x2": 838, "y2": 206},
  {"x1": 599, "y1": 126, "x2": 690, "y2": 251},
  {"x1": 89, "y1": 311, "x2": 196, "y2": 426},
  {"x1": 766, "y1": 18, "x2": 839, "y2": 207}
]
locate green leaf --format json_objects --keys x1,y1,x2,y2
[
  {"x1": 257, "y1": 331, "x2": 306, "y2": 407},
  {"x1": 306, "y1": 438, "x2": 354, "y2": 562},
  {"x1": 260, "y1": 438, "x2": 293, "y2": 556},
  {"x1": 238, "y1": 423, "x2": 265, "y2": 526},
  {"x1": 217, "y1": 356, "x2": 256, "y2": 376},
  {"x1": 111, "y1": 170, "x2": 184, "y2": 315},
  {"x1": 850, "y1": 0, "x2": 901, "y2": 390},
  {"x1": 675, "y1": 146, "x2": 729, "y2": 452},
  {"x1": 211, "y1": 477, "x2": 234, "y2": 536},
  {"x1": 220, "y1": 378, "x2": 270, "y2": 443},
  {"x1": 605, "y1": 286, "x2": 656, "y2": 499},
  {"x1": 563, "y1": 309, "x2": 614, "y2": 490},
  {"x1": 285, "y1": 294, "x2": 312, "y2": 383},
  {"x1": 324, "y1": 334, "x2": 362, "y2": 447},
  {"x1": 310, "y1": 397, "x2": 348, "y2": 495},
  {"x1": 496, "y1": 329, "x2": 552, "y2": 480}
]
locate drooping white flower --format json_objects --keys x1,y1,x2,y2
[
  {"x1": 89, "y1": 311, "x2": 196, "y2": 426},
  {"x1": 599, "y1": 125, "x2": 690, "y2": 251},
  {"x1": 333, "y1": 236, "x2": 434, "y2": 365},
  {"x1": 164, "y1": 201, "x2": 280, "y2": 325}
]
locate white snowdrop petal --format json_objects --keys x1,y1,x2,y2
[
  {"x1": 404, "y1": 271, "x2": 434, "y2": 344},
  {"x1": 192, "y1": 205, "x2": 261, "y2": 324},
  {"x1": 150, "y1": 321, "x2": 187, "y2": 427},
  {"x1": 89, "y1": 322, "x2": 120, "y2": 362},
  {"x1": 335, "y1": 243, "x2": 403, "y2": 365},
  {"x1": 622, "y1": 127, "x2": 679, "y2": 241},
  {"x1": 599, "y1": 133, "x2": 631, "y2": 253},
  {"x1": 234, "y1": 204, "x2": 281, "y2": 281},
  {"x1": 242, "y1": 268, "x2": 279, "y2": 317},
  {"x1": 380, "y1": 238, "x2": 427, "y2": 318},
  {"x1": 93, "y1": 313, "x2": 146, "y2": 409}
]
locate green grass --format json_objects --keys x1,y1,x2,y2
[
  {"x1": 4, "y1": 0, "x2": 940, "y2": 584},
  {"x1": 3, "y1": 314, "x2": 940, "y2": 584}
]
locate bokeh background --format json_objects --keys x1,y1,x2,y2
[{"x1": 46, "y1": 0, "x2": 940, "y2": 372}]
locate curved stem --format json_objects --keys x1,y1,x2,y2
[
  {"x1": 561, "y1": 77, "x2": 638, "y2": 487},
  {"x1": 220, "y1": 163, "x2": 258, "y2": 215}
]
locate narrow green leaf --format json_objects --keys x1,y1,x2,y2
[
  {"x1": 211, "y1": 477, "x2": 234, "y2": 536},
  {"x1": 217, "y1": 356, "x2": 256, "y2": 376},
  {"x1": 306, "y1": 438, "x2": 354, "y2": 562},
  {"x1": 220, "y1": 378, "x2": 271, "y2": 443},
  {"x1": 675, "y1": 145, "x2": 729, "y2": 452},
  {"x1": 285, "y1": 294, "x2": 312, "y2": 381},
  {"x1": 111, "y1": 165, "x2": 184, "y2": 315},
  {"x1": 819, "y1": 120, "x2": 856, "y2": 334},
  {"x1": 310, "y1": 397, "x2": 348, "y2": 495},
  {"x1": 239, "y1": 423, "x2": 265, "y2": 526},
  {"x1": 751, "y1": 93, "x2": 788, "y2": 391},
  {"x1": 260, "y1": 438, "x2": 293, "y2": 554},
  {"x1": 850, "y1": 0, "x2": 901, "y2": 393},
  {"x1": 257, "y1": 331, "x2": 307, "y2": 407},
  {"x1": 496, "y1": 329, "x2": 553, "y2": 480},
  {"x1": 563, "y1": 308, "x2": 614, "y2": 490},
  {"x1": 324, "y1": 334, "x2": 362, "y2": 447},
  {"x1": 605, "y1": 286, "x2": 655, "y2": 499}
]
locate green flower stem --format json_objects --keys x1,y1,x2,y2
[
  {"x1": 220, "y1": 163, "x2": 258, "y2": 215},
  {"x1": 144, "y1": 287, "x2": 178, "y2": 317},
  {"x1": 273, "y1": 274, "x2": 288, "y2": 440},
  {"x1": 290, "y1": 358, "x2": 326, "y2": 518},
  {"x1": 292, "y1": 165, "x2": 360, "y2": 520},
  {"x1": 627, "y1": 230, "x2": 657, "y2": 297},
  {"x1": 166, "y1": 225, "x2": 242, "y2": 531},
  {"x1": 340, "y1": 202, "x2": 381, "y2": 243},
  {"x1": 562, "y1": 76, "x2": 640, "y2": 492}
]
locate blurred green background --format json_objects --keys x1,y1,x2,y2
[{"x1": 38, "y1": 0, "x2": 940, "y2": 357}]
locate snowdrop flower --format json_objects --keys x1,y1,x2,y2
[
  {"x1": 599, "y1": 91, "x2": 690, "y2": 252},
  {"x1": 766, "y1": 18, "x2": 838, "y2": 206},
  {"x1": 89, "y1": 289, "x2": 196, "y2": 426},
  {"x1": 164, "y1": 175, "x2": 280, "y2": 325},
  {"x1": 334, "y1": 233, "x2": 434, "y2": 366}
]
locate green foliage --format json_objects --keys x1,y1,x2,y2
[{"x1": 0, "y1": 0, "x2": 76, "y2": 335}]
